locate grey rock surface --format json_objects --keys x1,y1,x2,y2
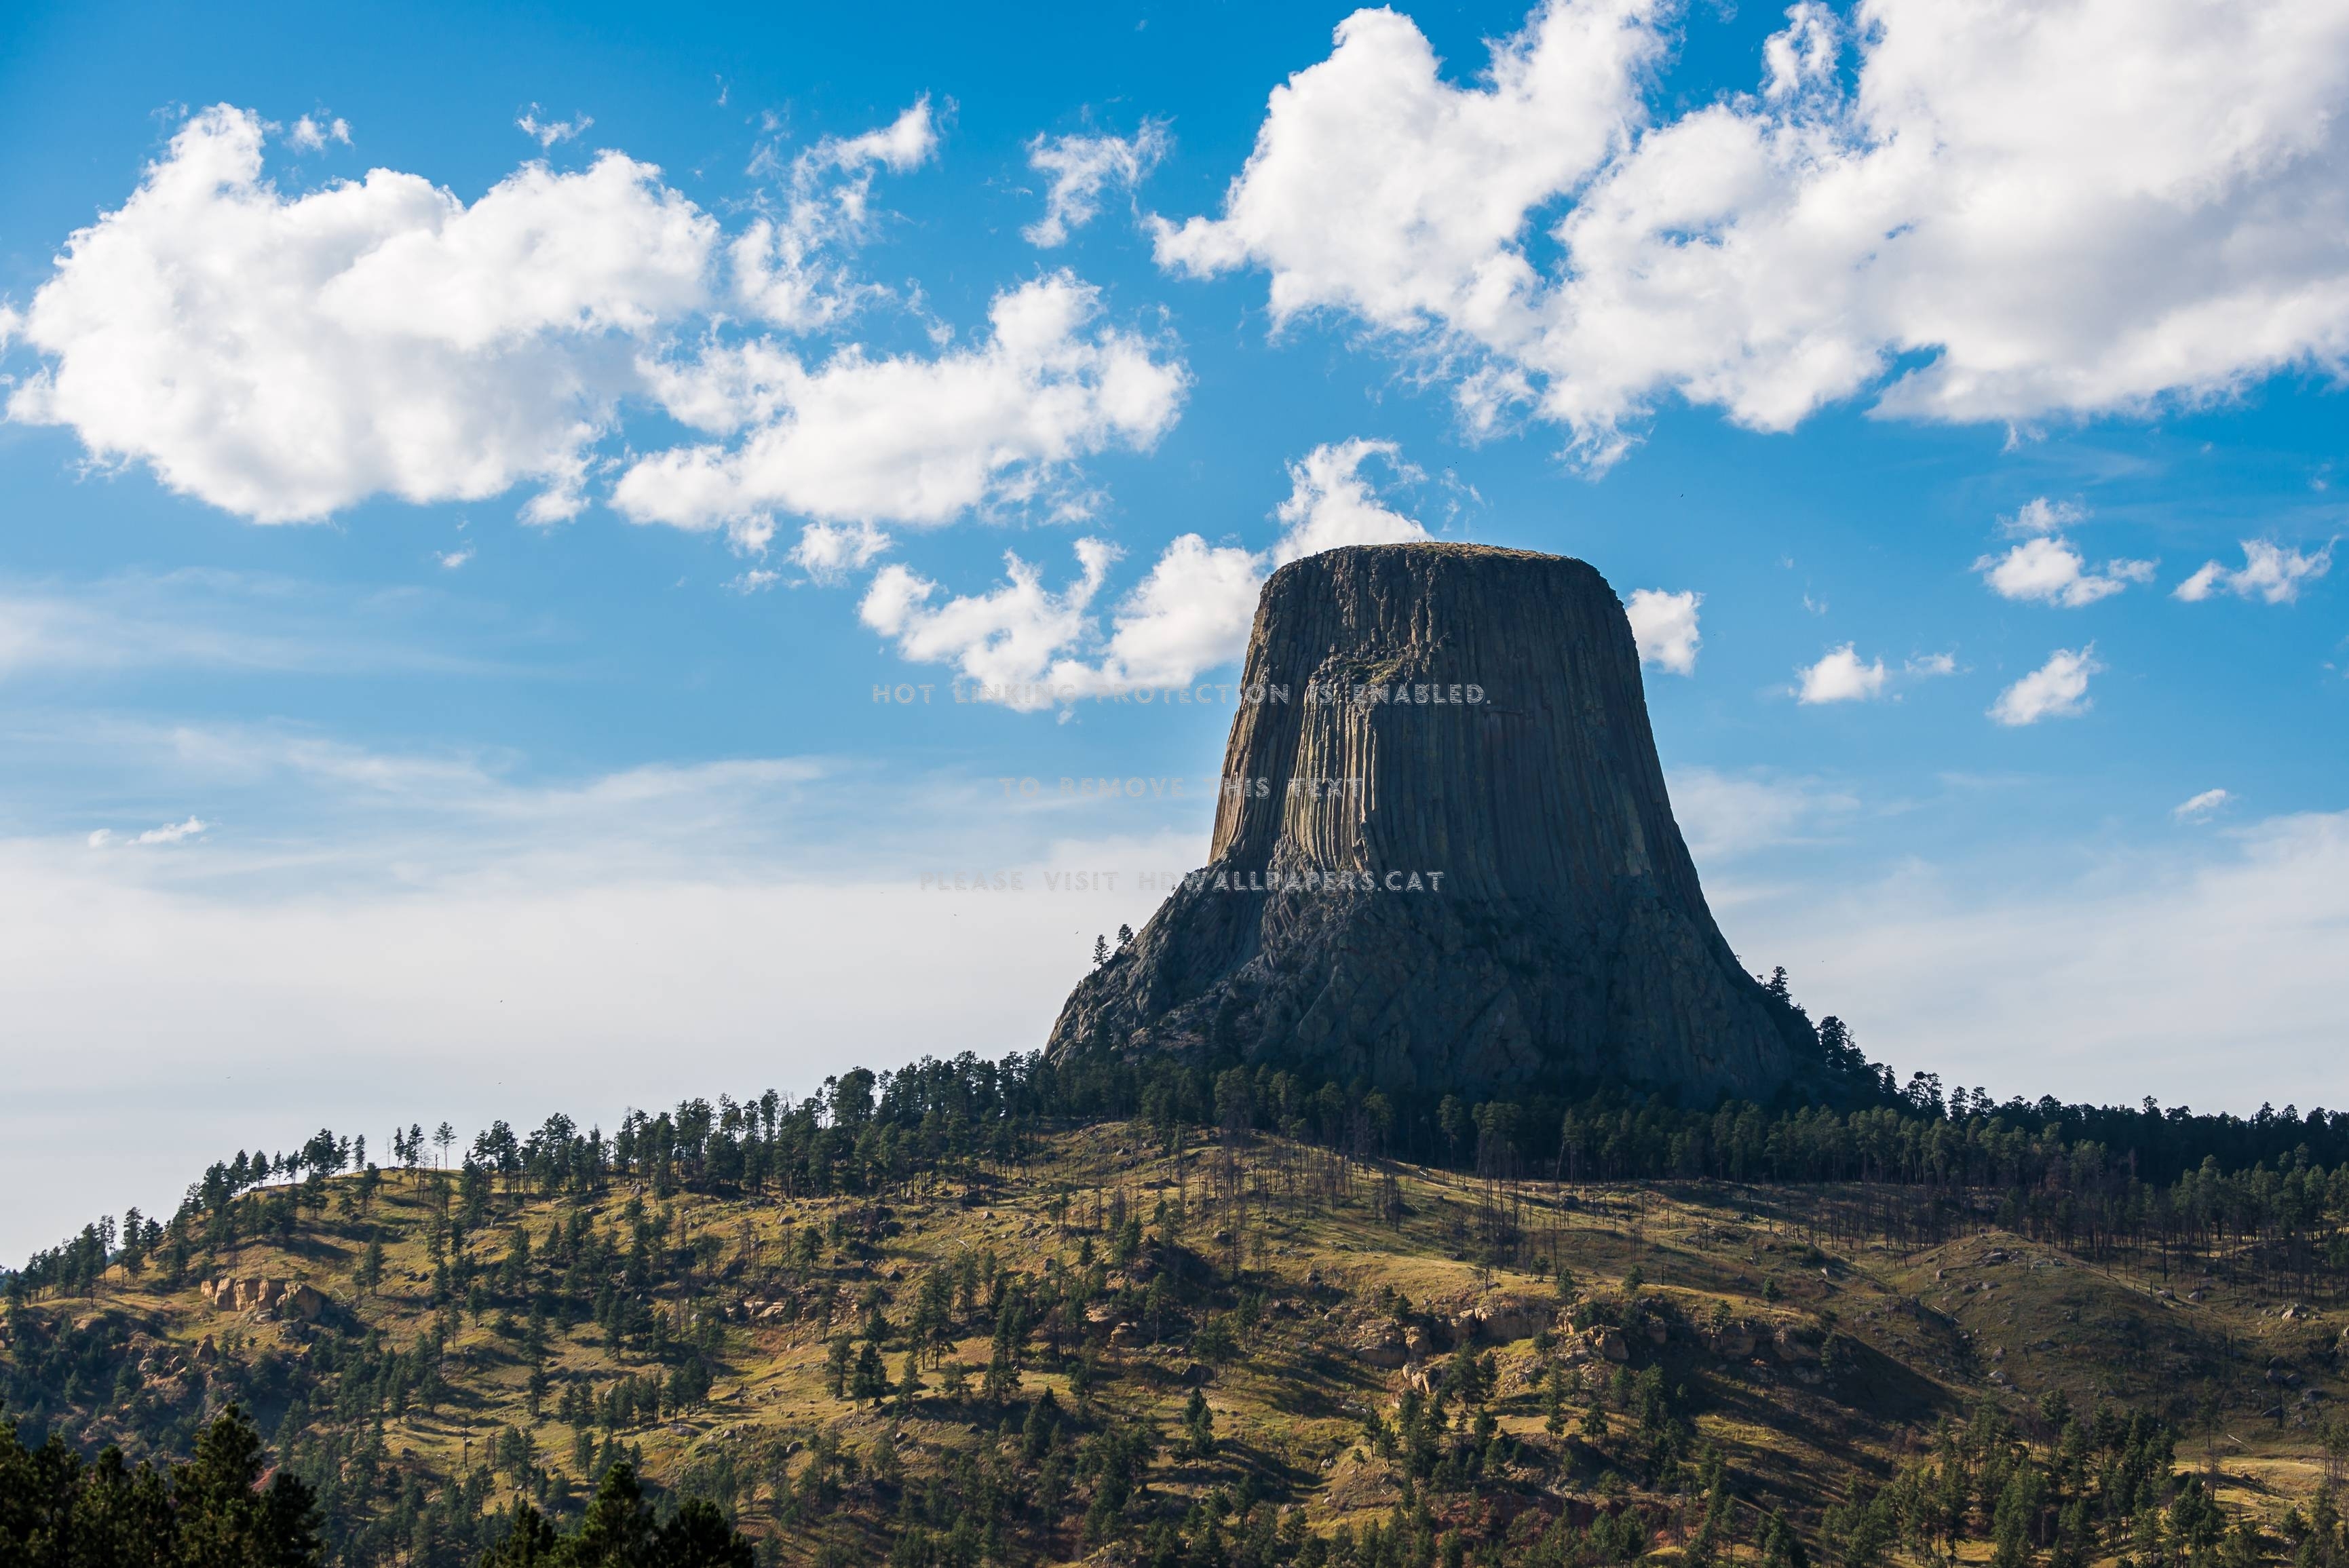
[{"x1": 1046, "y1": 543, "x2": 1816, "y2": 1103}]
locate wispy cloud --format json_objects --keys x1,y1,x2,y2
[
  {"x1": 1025, "y1": 121, "x2": 1170, "y2": 248},
  {"x1": 1668, "y1": 767, "x2": 1858, "y2": 864},
  {"x1": 516, "y1": 107, "x2": 594, "y2": 148},
  {"x1": 2173, "y1": 787, "x2": 2230, "y2": 823},
  {"x1": 1753, "y1": 809, "x2": 2349, "y2": 1108},
  {"x1": 0, "y1": 570, "x2": 519, "y2": 680},
  {"x1": 87, "y1": 816, "x2": 208, "y2": 849}
]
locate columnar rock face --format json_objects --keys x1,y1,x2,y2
[{"x1": 1045, "y1": 543, "x2": 1818, "y2": 1103}]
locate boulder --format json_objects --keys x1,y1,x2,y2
[
  {"x1": 1704, "y1": 1325, "x2": 1758, "y2": 1358},
  {"x1": 1462, "y1": 1298, "x2": 1552, "y2": 1343},
  {"x1": 1350, "y1": 1324, "x2": 1411, "y2": 1368},
  {"x1": 1772, "y1": 1325, "x2": 1820, "y2": 1362}
]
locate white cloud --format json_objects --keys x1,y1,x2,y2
[
  {"x1": 803, "y1": 102, "x2": 938, "y2": 177},
  {"x1": 855, "y1": 439, "x2": 1431, "y2": 703},
  {"x1": 731, "y1": 101, "x2": 938, "y2": 331},
  {"x1": 1974, "y1": 535, "x2": 2155, "y2": 607},
  {"x1": 1989, "y1": 645, "x2": 2100, "y2": 725},
  {"x1": 287, "y1": 115, "x2": 350, "y2": 153},
  {"x1": 1797, "y1": 643, "x2": 1887, "y2": 704},
  {"x1": 1065, "y1": 439, "x2": 1427, "y2": 693},
  {"x1": 435, "y1": 546, "x2": 475, "y2": 569},
  {"x1": 2000, "y1": 497, "x2": 2084, "y2": 538},
  {"x1": 1747, "y1": 809, "x2": 2349, "y2": 1109},
  {"x1": 726, "y1": 568, "x2": 781, "y2": 593},
  {"x1": 89, "y1": 816, "x2": 208, "y2": 849},
  {"x1": 738, "y1": 102, "x2": 939, "y2": 333},
  {"x1": 1625, "y1": 588, "x2": 1701, "y2": 675},
  {"x1": 1083, "y1": 533, "x2": 1268, "y2": 690},
  {"x1": 1265, "y1": 438, "x2": 1432, "y2": 566},
  {"x1": 858, "y1": 540, "x2": 1120, "y2": 708},
  {"x1": 2174, "y1": 539, "x2": 2335, "y2": 604},
  {"x1": 2173, "y1": 787, "x2": 2230, "y2": 822},
  {"x1": 5, "y1": 105, "x2": 717, "y2": 524},
  {"x1": 1025, "y1": 121, "x2": 1171, "y2": 248},
  {"x1": 516, "y1": 107, "x2": 593, "y2": 149},
  {"x1": 1156, "y1": 0, "x2": 2349, "y2": 464},
  {"x1": 1905, "y1": 652, "x2": 1958, "y2": 677},
  {"x1": 1, "y1": 102, "x2": 983, "y2": 534},
  {"x1": 788, "y1": 520, "x2": 893, "y2": 584},
  {"x1": 614, "y1": 274, "x2": 1187, "y2": 546}
]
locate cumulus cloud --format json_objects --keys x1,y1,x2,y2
[
  {"x1": 855, "y1": 440, "x2": 1432, "y2": 704},
  {"x1": 1975, "y1": 535, "x2": 2155, "y2": 607},
  {"x1": 1065, "y1": 439, "x2": 1429, "y2": 693},
  {"x1": 731, "y1": 101, "x2": 937, "y2": 331},
  {"x1": 1156, "y1": 0, "x2": 2349, "y2": 464},
  {"x1": 613, "y1": 273, "x2": 1187, "y2": 548},
  {"x1": 1024, "y1": 121, "x2": 1171, "y2": 247},
  {"x1": 1265, "y1": 438, "x2": 1432, "y2": 565},
  {"x1": 1625, "y1": 588, "x2": 1701, "y2": 675},
  {"x1": 2173, "y1": 787, "x2": 2230, "y2": 823},
  {"x1": 5, "y1": 105, "x2": 716, "y2": 524},
  {"x1": 1989, "y1": 645, "x2": 2101, "y2": 726},
  {"x1": 2174, "y1": 539, "x2": 2335, "y2": 604},
  {"x1": 1082, "y1": 533, "x2": 1269, "y2": 690},
  {"x1": 434, "y1": 546, "x2": 474, "y2": 570},
  {"x1": 858, "y1": 539, "x2": 1120, "y2": 706},
  {"x1": 1, "y1": 100, "x2": 1041, "y2": 537},
  {"x1": 1797, "y1": 643, "x2": 1887, "y2": 704}
]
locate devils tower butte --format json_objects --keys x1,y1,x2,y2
[{"x1": 1046, "y1": 543, "x2": 1819, "y2": 1103}]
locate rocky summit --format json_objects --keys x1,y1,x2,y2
[{"x1": 1047, "y1": 543, "x2": 1820, "y2": 1103}]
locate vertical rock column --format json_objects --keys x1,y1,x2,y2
[{"x1": 1046, "y1": 543, "x2": 1816, "y2": 1104}]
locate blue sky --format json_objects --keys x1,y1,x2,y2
[{"x1": 3, "y1": 0, "x2": 2346, "y2": 1257}]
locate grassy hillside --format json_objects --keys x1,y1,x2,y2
[{"x1": 8, "y1": 1122, "x2": 2346, "y2": 1566}]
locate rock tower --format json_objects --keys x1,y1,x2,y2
[{"x1": 1045, "y1": 543, "x2": 1818, "y2": 1103}]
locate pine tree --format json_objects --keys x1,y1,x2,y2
[
  {"x1": 824, "y1": 1337, "x2": 852, "y2": 1400},
  {"x1": 356, "y1": 1236, "x2": 385, "y2": 1294},
  {"x1": 852, "y1": 1339, "x2": 888, "y2": 1403},
  {"x1": 894, "y1": 1352, "x2": 925, "y2": 1415},
  {"x1": 983, "y1": 1316, "x2": 1022, "y2": 1403},
  {"x1": 1183, "y1": 1388, "x2": 1216, "y2": 1459}
]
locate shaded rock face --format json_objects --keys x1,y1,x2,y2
[{"x1": 1046, "y1": 543, "x2": 1816, "y2": 1103}]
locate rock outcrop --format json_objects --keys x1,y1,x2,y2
[
  {"x1": 199, "y1": 1277, "x2": 326, "y2": 1320},
  {"x1": 1046, "y1": 543, "x2": 1820, "y2": 1103}
]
